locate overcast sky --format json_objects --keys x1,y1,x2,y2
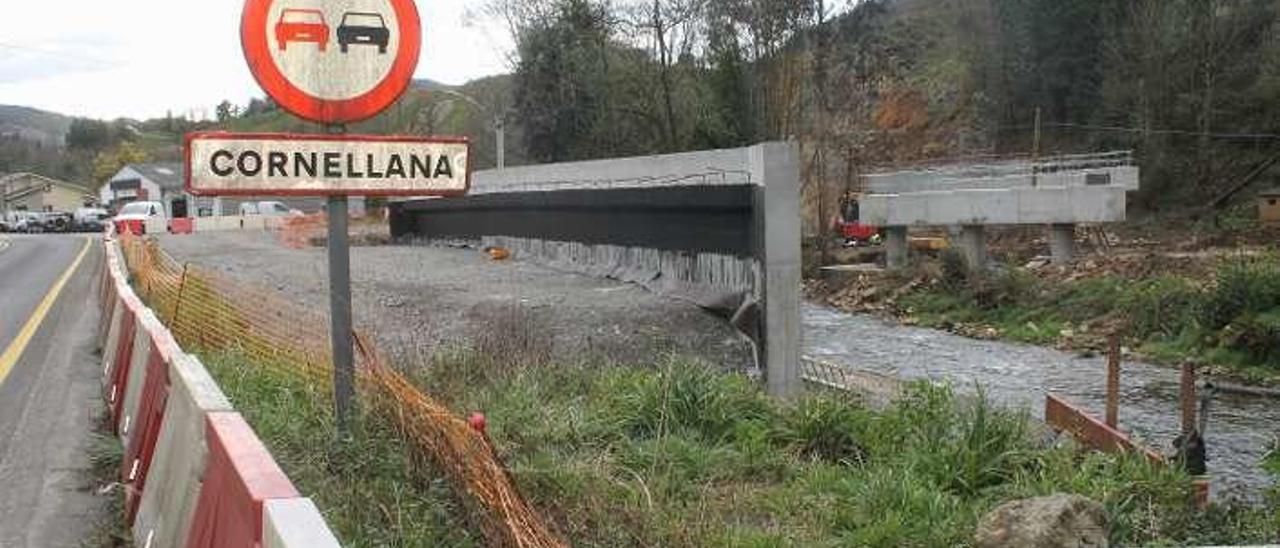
[{"x1": 0, "y1": 0, "x2": 512, "y2": 120}]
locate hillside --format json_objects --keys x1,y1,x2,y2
[
  {"x1": 217, "y1": 75, "x2": 517, "y2": 169},
  {"x1": 0, "y1": 75, "x2": 518, "y2": 187},
  {"x1": 0, "y1": 105, "x2": 71, "y2": 146}
]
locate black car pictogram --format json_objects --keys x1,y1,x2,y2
[{"x1": 337, "y1": 12, "x2": 390, "y2": 54}]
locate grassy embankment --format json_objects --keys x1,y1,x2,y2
[
  {"x1": 880, "y1": 251, "x2": 1280, "y2": 383},
  {"x1": 204, "y1": 346, "x2": 1279, "y2": 547}
]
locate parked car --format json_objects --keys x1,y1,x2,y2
[
  {"x1": 74, "y1": 207, "x2": 111, "y2": 232},
  {"x1": 36, "y1": 212, "x2": 75, "y2": 233},
  {"x1": 1, "y1": 211, "x2": 42, "y2": 233},
  {"x1": 276, "y1": 8, "x2": 330, "y2": 52},
  {"x1": 239, "y1": 201, "x2": 303, "y2": 217},
  {"x1": 337, "y1": 12, "x2": 389, "y2": 54},
  {"x1": 113, "y1": 201, "x2": 166, "y2": 235}
]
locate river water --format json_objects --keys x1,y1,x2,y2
[{"x1": 802, "y1": 304, "x2": 1277, "y2": 500}]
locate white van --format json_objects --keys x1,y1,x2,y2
[{"x1": 113, "y1": 201, "x2": 167, "y2": 235}]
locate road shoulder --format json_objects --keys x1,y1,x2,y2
[{"x1": 0, "y1": 240, "x2": 110, "y2": 547}]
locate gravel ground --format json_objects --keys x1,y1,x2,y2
[{"x1": 156, "y1": 231, "x2": 753, "y2": 369}]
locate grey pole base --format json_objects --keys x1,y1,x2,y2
[
  {"x1": 958, "y1": 225, "x2": 988, "y2": 273},
  {"x1": 1049, "y1": 223, "x2": 1076, "y2": 264},
  {"x1": 885, "y1": 226, "x2": 909, "y2": 269}
]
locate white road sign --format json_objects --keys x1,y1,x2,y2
[{"x1": 185, "y1": 132, "x2": 470, "y2": 197}]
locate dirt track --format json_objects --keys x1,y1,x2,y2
[{"x1": 156, "y1": 231, "x2": 754, "y2": 370}]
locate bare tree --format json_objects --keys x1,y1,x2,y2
[{"x1": 620, "y1": 0, "x2": 707, "y2": 150}]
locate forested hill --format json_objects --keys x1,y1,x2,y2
[
  {"x1": 498, "y1": 0, "x2": 1280, "y2": 210},
  {"x1": 0, "y1": 76, "x2": 517, "y2": 187},
  {"x1": 7, "y1": 0, "x2": 1280, "y2": 211}
]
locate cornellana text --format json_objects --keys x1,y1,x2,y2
[{"x1": 208, "y1": 150, "x2": 457, "y2": 180}]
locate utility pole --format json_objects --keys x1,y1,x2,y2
[
  {"x1": 495, "y1": 114, "x2": 506, "y2": 170},
  {"x1": 431, "y1": 88, "x2": 507, "y2": 170}
]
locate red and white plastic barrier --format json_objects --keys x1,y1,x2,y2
[{"x1": 97, "y1": 231, "x2": 338, "y2": 548}]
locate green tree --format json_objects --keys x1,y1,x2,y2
[
  {"x1": 513, "y1": 0, "x2": 613, "y2": 162},
  {"x1": 215, "y1": 100, "x2": 239, "y2": 123},
  {"x1": 65, "y1": 118, "x2": 112, "y2": 151},
  {"x1": 92, "y1": 141, "x2": 149, "y2": 184}
]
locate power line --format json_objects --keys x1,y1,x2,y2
[{"x1": 1043, "y1": 121, "x2": 1280, "y2": 141}]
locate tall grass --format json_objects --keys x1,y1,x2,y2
[
  {"x1": 196, "y1": 328, "x2": 1279, "y2": 545},
  {"x1": 412, "y1": 350, "x2": 1277, "y2": 547},
  {"x1": 204, "y1": 353, "x2": 478, "y2": 548}
]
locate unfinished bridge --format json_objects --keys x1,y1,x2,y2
[{"x1": 861, "y1": 151, "x2": 1139, "y2": 269}]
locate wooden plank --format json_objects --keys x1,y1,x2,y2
[{"x1": 1044, "y1": 393, "x2": 1164, "y2": 464}]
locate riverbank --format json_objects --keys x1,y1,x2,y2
[
  {"x1": 808, "y1": 246, "x2": 1280, "y2": 386},
  {"x1": 207, "y1": 340, "x2": 1279, "y2": 546}
]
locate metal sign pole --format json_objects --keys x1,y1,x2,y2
[{"x1": 327, "y1": 124, "x2": 354, "y2": 439}]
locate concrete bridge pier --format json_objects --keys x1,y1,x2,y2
[
  {"x1": 885, "y1": 226, "x2": 909, "y2": 269},
  {"x1": 1048, "y1": 223, "x2": 1076, "y2": 264},
  {"x1": 958, "y1": 225, "x2": 988, "y2": 273}
]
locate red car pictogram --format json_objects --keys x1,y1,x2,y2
[{"x1": 276, "y1": 8, "x2": 330, "y2": 52}]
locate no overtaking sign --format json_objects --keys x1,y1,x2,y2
[{"x1": 241, "y1": 0, "x2": 422, "y2": 124}]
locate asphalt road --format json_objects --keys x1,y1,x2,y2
[{"x1": 0, "y1": 234, "x2": 108, "y2": 547}]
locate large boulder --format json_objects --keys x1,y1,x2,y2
[{"x1": 975, "y1": 494, "x2": 1108, "y2": 548}]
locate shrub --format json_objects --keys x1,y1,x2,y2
[
  {"x1": 1123, "y1": 276, "x2": 1204, "y2": 339},
  {"x1": 1203, "y1": 255, "x2": 1280, "y2": 331},
  {"x1": 890, "y1": 385, "x2": 1031, "y2": 497},
  {"x1": 970, "y1": 268, "x2": 1039, "y2": 310},
  {"x1": 778, "y1": 396, "x2": 868, "y2": 464},
  {"x1": 826, "y1": 467, "x2": 973, "y2": 547},
  {"x1": 595, "y1": 358, "x2": 774, "y2": 442},
  {"x1": 1220, "y1": 309, "x2": 1280, "y2": 365},
  {"x1": 938, "y1": 248, "x2": 970, "y2": 293}
]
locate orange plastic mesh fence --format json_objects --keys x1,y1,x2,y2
[
  {"x1": 118, "y1": 234, "x2": 566, "y2": 548},
  {"x1": 278, "y1": 214, "x2": 327, "y2": 249}
]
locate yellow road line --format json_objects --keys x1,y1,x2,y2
[{"x1": 0, "y1": 237, "x2": 91, "y2": 386}]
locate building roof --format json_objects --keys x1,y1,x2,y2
[
  {"x1": 1, "y1": 172, "x2": 90, "y2": 192},
  {"x1": 1259, "y1": 188, "x2": 1280, "y2": 197},
  {"x1": 121, "y1": 163, "x2": 184, "y2": 191},
  {"x1": 1, "y1": 172, "x2": 94, "y2": 202}
]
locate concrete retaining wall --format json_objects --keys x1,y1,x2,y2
[{"x1": 97, "y1": 231, "x2": 338, "y2": 547}]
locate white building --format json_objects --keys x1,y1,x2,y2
[{"x1": 100, "y1": 163, "x2": 221, "y2": 218}]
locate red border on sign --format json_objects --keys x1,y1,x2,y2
[
  {"x1": 184, "y1": 131, "x2": 472, "y2": 197},
  {"x1": 241, "y1": 0, "x2": 422, "y2": 124}
]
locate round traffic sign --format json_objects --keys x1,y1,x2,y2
[{"x1": 241, "y1": 0, "x2": 421, "y2": 124}]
